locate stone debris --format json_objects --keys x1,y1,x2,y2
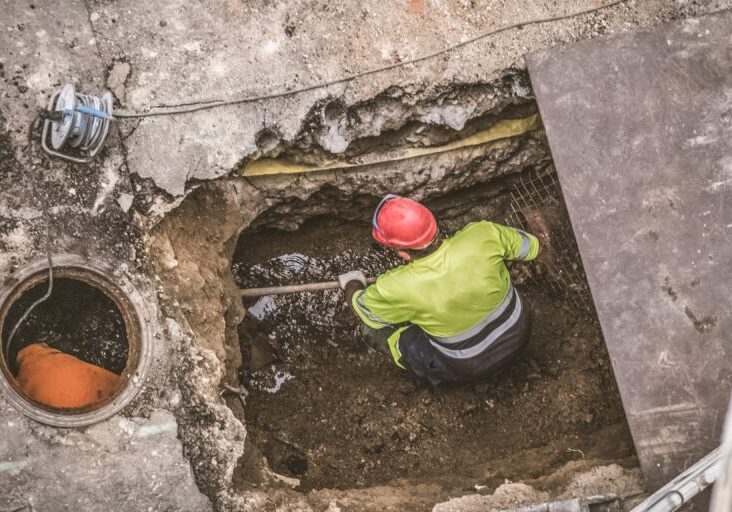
[{"x1": 0, "y1": 1, "x2": 729, "y2": 511}]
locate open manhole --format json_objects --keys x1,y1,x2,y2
[{"x1": 0, "y1": 254, "x2": 152, "y2": 427}]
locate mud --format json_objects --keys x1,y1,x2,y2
[
  {"x1": 232, "y1": 183, "x2": 636, "y2": 493},
  {"x1": 3, "y1": 277, "x2": 128, "y2": 375}
]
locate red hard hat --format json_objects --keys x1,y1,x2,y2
[{"x1": 371, "y1": 194, "x2": 437, "y2": 249}]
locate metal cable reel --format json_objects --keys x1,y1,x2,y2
[{"x1": 41, "y1": 83, "x2": 114, "y2": 163}]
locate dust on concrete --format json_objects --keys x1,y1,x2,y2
[
  {"x1": 684, "y1": 306, "x2": 717, "y2": 334},
  {"x1": 0, "y1": 407, "x2": 211, "y2": 512},
  {"x1": 4, "y1": 1, "x2": 732, "y2": 510},
  {"x1": 231, "y1": 186, "x2": 636, "y2": 494}
]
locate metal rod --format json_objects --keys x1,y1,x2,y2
[
  {"x1": 239, "y1": 277, "x2": 377, "y2": 298},
  {"x1": 632, "y1": 446, "x2": 722, "y2": 512}
]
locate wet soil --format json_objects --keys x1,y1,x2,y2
[
  {"x1": 3, "y1": 277, "x2": 128, "y2": 375},
  {"x1": 232, "y1": 203, "x2": 636, "y2": 492}
]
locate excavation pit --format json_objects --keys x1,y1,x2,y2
[
  {"x1": 230, "y1": 171, "x2": 639, "y2": 494},
  {"x1": 0, "y1": 256, "x2": 151, "y2": 427}
]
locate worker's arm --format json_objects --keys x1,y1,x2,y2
[
  {"x1": 492, "y1": 222, "x2": 540, "y2": 261},
  {"x1": 341, "y1": 272, "x2": 412, "y2": 363},
  {"x1": 339, "y1": 270, "x2": 412, "y2": 329}
]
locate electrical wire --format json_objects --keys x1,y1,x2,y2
[
  {"x1": 3, "y1": 117, "x2": 54, "y2": 362},
  {"x1": 113, "y1": 0, "x2": 627, "y2": 119}
]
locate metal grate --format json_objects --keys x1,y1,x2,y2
[{"x1": 505, "y1": 165, "x2": 593, "y2": 312}]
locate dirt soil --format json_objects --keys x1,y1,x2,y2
[
  {"x1": 3, "y1": 278, "x2": 128, "y2": 375},
  {"x1": 231, "y1": 194, "x2": 637, "y2": 493}
]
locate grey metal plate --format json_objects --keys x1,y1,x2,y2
[{"x1": 526, "y1": 10, "x2": 732, "y2": 495}]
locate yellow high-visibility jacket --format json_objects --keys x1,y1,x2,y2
[{"x1": 352, "y1": 221, "x2": 539, "y2": 365}]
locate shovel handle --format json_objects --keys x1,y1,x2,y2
[{"x1": 238, "y1": 278, "x2": 376, "y2": 298}]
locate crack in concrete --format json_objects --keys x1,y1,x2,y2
[
  {"x1": 241, "y1": 176, "x2": 264, "y2": 193},
  {"x1": 119, "y1": 119, "x2": 142, "y2": 142},
  {"x1": 82, "y1": 0, "x2": 107, "y2": 78}
]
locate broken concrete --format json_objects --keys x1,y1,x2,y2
[
  {"x1": 107, "y1": 60, "x2": 131, "y2": 104},
  {"x1": 2, "y1": 1, "x2": 732, "y2": 510},
  {"x1": 148, "y1": 129, "x2": 554, "y2": 510},
  {"x1": 86, "y1": 0, "x2": 732, "y2": 202},
  {"x1": 0, "y1": 1, "x2": 210, "y2": 509},
  {"x1": 0, "y1": 408, "x2": 211, "y2": 511}
]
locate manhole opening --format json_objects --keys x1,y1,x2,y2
[
  {"x1": 0, "y1": 266, "x2": 141, "y2": 415},
  {"x1": 230, "y1": 167, "x2": 637, "y2": 492}
]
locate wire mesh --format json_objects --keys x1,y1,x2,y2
[{"x1": 504, "y1": 165, "x2": 594, "y2": 312}]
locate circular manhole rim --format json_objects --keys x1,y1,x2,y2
[{"x1": 0, "y1": 254, "x2": 152, "y2": 427}]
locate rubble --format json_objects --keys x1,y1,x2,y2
[{"x1": 1, "y1": 1, "x2": 731, "y2": 510}]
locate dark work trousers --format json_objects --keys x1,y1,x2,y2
[{"x1": 361, "y1": 300, "x2": 531, "y2": 385}]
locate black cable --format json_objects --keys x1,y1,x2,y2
[
  {"x1": 3, "y1": 116, "x2": 54, "y2": 361},
  {"x1": 113, "y1": 0, "x2": 627, "y2": 119}
]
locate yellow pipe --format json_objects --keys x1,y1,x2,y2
[{"x1": 242, "y1": 113, "x2": 540, "y2": 177}]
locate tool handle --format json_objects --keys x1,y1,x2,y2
[
  {"x1": 239, "y1": 277, "x2": 376, "y2": 298},
  {"x1": 69, "y1": 106, "x2": 115, "y2": 120}
]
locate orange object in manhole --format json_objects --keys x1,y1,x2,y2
[
  {"x1": 16, "y1": 343, "x2": 121, "y2": 409},
  {"x1": 0, "y1": 254, "x2": 153, "y2": 427}
]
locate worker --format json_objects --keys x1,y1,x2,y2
[
  {"x1": 15, "y1": 343, "x2": 120, "y2": 409},
  {"x1": 339, "y1": 194, "x2": 540, "y2": 384}
]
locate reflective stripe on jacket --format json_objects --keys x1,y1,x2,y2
[{"x1": 352, "y1": 221, "x2": 538, "y2": 365}]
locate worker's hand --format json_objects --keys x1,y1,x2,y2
[
  {"x1": 338, "y1": 270, "x2": 367, "y2": 290},
  {"x1": 522, "y1": 206, "x2": 558, "y2": 278},
  {"x1": 522, "y1": 207, "x2": 552, "y2": 253}
]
